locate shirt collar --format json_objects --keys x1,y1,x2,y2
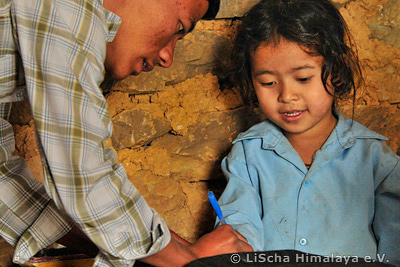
[
  {"x1": 233, "y1": 111, "x2": 388, "y2": 150},
  {"x1": 100, "y1": 0, "x2": 121, "y2": 42},
  {"x1": 233, "y1": 119, "x2": 282, "y2": 149},
  {"x1": 333, "y1": 111, "x2": 388, "y2": 149}
]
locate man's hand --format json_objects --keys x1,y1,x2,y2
[
  {"x1": 189, "y1": 224, "x2": 253, "y2": 259},
  {"x1": 57, "y1": 224, "x2": 253, "y2": 267},
  {"x1": 139, "y1": 225, "x2": 253, "y2": 267}
]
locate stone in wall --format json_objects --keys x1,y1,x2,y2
[
  {"x1": 0, "y1": 237, "x2": 14, "y2": 267},
  {"x1": 112, "y1": 109, "x2": 171, "y2": 150},
  {"x1": 368, "y1": 0, "x2": 400, "y2": 48},
  {"x1": 337, "y1": 0, "x2": 400, "y2": 155},
  {"x1": 13, "y1": 121, "x2": 44, "y2": 182},
  {"x1": 340, "y1": 0, "x2": 400, "y2": 106},
  {"x1": 216, "y1": 0, "x2": 260, "y2": 18}
]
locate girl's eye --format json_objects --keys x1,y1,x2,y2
[
  {"x1": 297, "y1": 76, "x2": 312, "y2": 83},
  {"x1": 261, "y1": 81, "x2": 276, "y2": 87}
]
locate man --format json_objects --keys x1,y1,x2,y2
[{"x1": 0, "y1": 0, "x2": 252, "y2": 266}]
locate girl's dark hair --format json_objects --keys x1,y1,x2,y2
[{"x1": 227, "y1": 0, "x2": 363, "y2": 107}]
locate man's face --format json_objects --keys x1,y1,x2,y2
[{"x1": 104, "y1": 0, "x2": 209, "y2": 80}]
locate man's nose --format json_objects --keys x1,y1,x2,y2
[{"x1": 158, "y1": 39, "x2": 177, "y2": 68}]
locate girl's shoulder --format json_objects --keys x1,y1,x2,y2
[
  {"x1": 335, "y1": 112, "x2": 388, "y2": 146},
  {"x1": 336, "y1": 113, "x2": 399, "y2": 165},
  {"x1": 232, "y1": 119, "x2": 281, "y2": 144},
  {"x1": 228, "y1": 120, "x2": 282, "y2": 162},
  {"x1": 336, "y1": 117, "x2": 389, "y2": 140}
]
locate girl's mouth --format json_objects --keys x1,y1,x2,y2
[
  {"x1": 281, "y1": 110, "x2": 305, "y2": 120},
  {"x1": 284, "y1": 111, "x2": 303, "y2": 117}
]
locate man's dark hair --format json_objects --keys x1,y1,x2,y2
[{"x1": 203, "y1": 0, "x2": 220, "y2": 20}]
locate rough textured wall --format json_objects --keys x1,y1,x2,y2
[{"x1": 9, "y1": 0, "x2": 400, "y2": 245}]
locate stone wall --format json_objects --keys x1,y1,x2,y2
[{"x1": 9, "y1": 0, "x2": 400, "y2": 246}]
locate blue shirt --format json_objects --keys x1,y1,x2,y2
[{"x1": 218, "y1": 112, "x2": 400, "y2": 266}]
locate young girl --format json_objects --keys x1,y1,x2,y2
[{"x1": 217, "y1": 0, "x2": 400, "y2": 265}]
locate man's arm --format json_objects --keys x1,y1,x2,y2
[
  {"x1": 0, "y1": 104, "x2": 75, "y2": 263},
  {"x1": 14, "y1": 1, "x2": 170, "y2": 265},
  {"x1": 139, "y1": 225, "x2": 253, "y2": 267},
  {"x1": 57, "y1": 224, "x2": 252, "y2": 267}
]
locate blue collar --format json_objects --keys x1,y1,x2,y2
[{"x1": 233, "y1": 111, "x2": 388, "y2": 150}]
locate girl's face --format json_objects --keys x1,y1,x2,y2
[{"x1": 251, "y1": 39, "x2": 337, "y2": 139}]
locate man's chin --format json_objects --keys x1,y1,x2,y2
[
  {"x1": 104, "y1": 64, "x2": 137, "y2": 80},
  {"x1": 105, "y1": 70, "x2": 132, "y2": 81}
]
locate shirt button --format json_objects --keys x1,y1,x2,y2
[
  {"x1": 299, "y1": 238, "x2": 308, "y2": 246},
  {"x1": 304, "y1": 180, "x2": 311, "y2": 186}
]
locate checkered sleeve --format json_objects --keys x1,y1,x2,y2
[
  {"x1": 7, "y1": 0, "x2": 171, "y2": 265},
  {"x1": 1, "y1": 1, "x2": 75, "y2": 263},
  {"x1": 0, "y1": 103, "x2": 74, "y2": 263}
]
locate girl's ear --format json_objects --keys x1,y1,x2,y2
[
  {"x1": 322, "y1": 70, "x2": 335, "y2": 97},
  {"x1": 247, "y1": 76, "x2": 259, "y2": 106},
  {"x1": 327, "y1": 75, "x2": 335, "y2": 95}
]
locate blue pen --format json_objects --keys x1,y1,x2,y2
[{"x1": 208, "y1": 191, "x2": 227, "y2": 225}]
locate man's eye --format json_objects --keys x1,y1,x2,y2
[
  {"x1": 176, "y1": 23, "x2": 186, "y2": 40},
  {"x1": 178, "y1": 23, "x2": 185, "y2": 34}
]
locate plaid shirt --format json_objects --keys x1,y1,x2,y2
[{"x1": 0, "y1": 0, "x2": 170, "y2": 266}]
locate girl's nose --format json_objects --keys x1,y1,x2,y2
[
  {"x1": 158, "y1": 39, "x2": 177, "y2": 68},
  {"x1": 278, "y1": 83, "x2": 298, "y2": 103}
]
